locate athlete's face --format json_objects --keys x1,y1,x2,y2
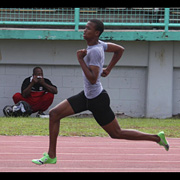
[{"x1": 83, "y1": 21, "x2": 100, "y2": 40}]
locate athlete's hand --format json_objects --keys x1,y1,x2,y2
[
  {"x1": 77, "y1": 49, "x2": 87, "y2": 61},
  {"x1": 101, "y1": 68, "x2": 110, "y2": 77}
]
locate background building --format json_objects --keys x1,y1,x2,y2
[{"x1": 0, "y1": 8, "x2": 180, "y2": 118}]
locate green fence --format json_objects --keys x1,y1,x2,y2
[{"x1": 0, "y1": 8, "x2": 180, "y2": 32}]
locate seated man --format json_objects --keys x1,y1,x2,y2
[{"x1": 13, "y1": 67, "x2": 58, "y2": 117}]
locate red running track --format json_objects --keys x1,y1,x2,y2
[{"x1": 0, "y1": 136, "x2": 180, "y2": 172}]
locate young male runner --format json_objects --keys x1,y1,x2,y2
[{"x1": 32, "y1": 19, "x2": 169, "y2": 165}]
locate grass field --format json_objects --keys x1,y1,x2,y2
[{"x1": 0, "y1": 117, "x2": 180, "y2": 138}]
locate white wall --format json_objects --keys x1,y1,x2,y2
[
  {"x1": 0, "y1": 39, "x2": 180, "y2": 118},
  {"x1": 0, "y1": 64, "x2": 146, "y2": 117},
  {"x1": 146, "y1": 42, "x2": 173, "y2": 118},
  {"x1": 0, "y1": 40, "x2": 148, "y2": 66}
]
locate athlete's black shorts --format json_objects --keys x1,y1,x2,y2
[{"x1": 67, "y1": 89, "x2": 115, "y2": 126}]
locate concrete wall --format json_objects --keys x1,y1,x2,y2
[
  {"x1": 0, "y1": 39, "x2": 180, "y2": 118},
  {"x1": 0, "y1": 64, "x2": 146, "y2": 117}
]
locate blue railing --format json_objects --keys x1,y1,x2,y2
[{"x1": 0, "y1": 8, "x2": 179, "y2": 32}]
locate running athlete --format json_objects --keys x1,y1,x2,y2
[{"x1": 32, "y1": 19, "x2": 169, "y2": 165}]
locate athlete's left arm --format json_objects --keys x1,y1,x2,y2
[{"x1": 101, "y1": 43, "x2": 125, "y2": 77}]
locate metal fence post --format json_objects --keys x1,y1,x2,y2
[
  {"x1": 164, "y1": 8, "x2": 170, "y2": 32},
  {"x1": 75, "y1": 8, "x2": 80, "y2": 31}
]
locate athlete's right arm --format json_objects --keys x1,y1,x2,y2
[{"x1": 77, "y1": 49, "x2": 99, "y2": 85}]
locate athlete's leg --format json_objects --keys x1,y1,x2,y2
[
  {"x1": 48, "y1": 99, "x2": 75, "y2": 158},
  {"x1": 102, "y1": 118, "x2": 160, "y2": 143},
  {"x1": 48, "y1": 91, "x2": 87, "y2": 159},
  {"x1": 32, "y1": 91, "x2": 88, "y2": 165}
]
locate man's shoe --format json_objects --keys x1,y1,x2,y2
[
  {"x1": 157, "y1": 131, "x2": 169, "y2": 151},
  {"x1": 36, "y1": 112, "x2": 49, "y2": 118},
  {"x1": 32, "y1": 153, "x2": 57, "y2": 165}
]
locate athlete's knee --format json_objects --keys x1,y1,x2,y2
[
  {"x1": 109, "y1": 129, "x2": 123, "y2": 139},
  {"x1": 49, "y1": 108, "x2": 58, "y2": 121},
  {"x1": 49, "y1": 107, "x2": 63, "y2": 122},
  {"x1": 109, "y1": 133, "x2": 121, "y2": 139}
]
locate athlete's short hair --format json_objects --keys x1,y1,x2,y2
[{"x1": 89, "y1": 19, "x2": 104, "y2": 37}]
